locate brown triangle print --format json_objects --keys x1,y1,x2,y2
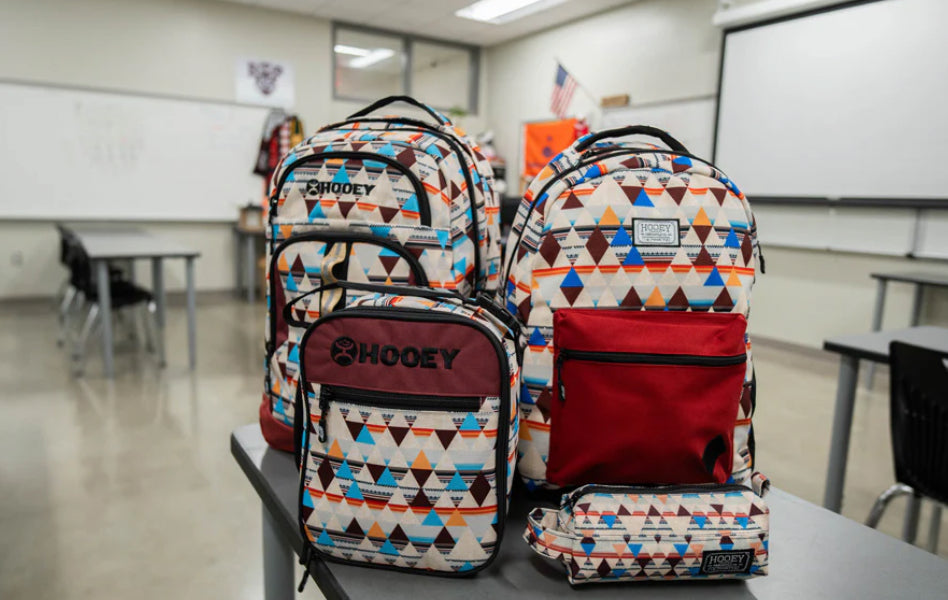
[
  {"x1": 677, "y1": 505, "x2": 691, "y2": 517},
  {"x1": 741, "y1": 384, "x2": 753, "y2": 416},
  {"x1": 538, "y1": 233, "x2": 562, "y2": 266},
  {"x1": 710, "y1": 186, "x2": 728, "y2": 205},
  {"x1": 469, "y1": 474, "x2": 491, "y2": 506},
  {"x1": 617, "y1": 505, "x2": 631, "y2": 516},
  {"x1": 749, "y1": 503, "x2": 766, "y2": 516},
  {"x1": 666, "y1": 187, "x2": 687, "y2": 204},
  {"x1": 379, "y1": 255, "x2": 401, "y2": 274},
  {"x1": 450, "y1": 181, "x2": 462, "y2": 199},
  {"x1": 713, "y1": 288, "x2": 734, "y2": 311},
  {"x1": 345, "y1": 519, "x2": 364, "y2": 537},
  {"x1": 366, "y1": 463, "x2": 387, "y2": 482},
  {"x1": 741, "y1": 234, "x2": 753, "y2": 265},
  {"x1": 389, "y1": 524, "x2": 409, "y2": 545},
  {"x1": 667, "y1": 287, "x2": 689, "y2": 310},
  {"x1": 620, "y1": 287, "x2": 642, "y2": 308},
  {"x1": 620, "y1": 185, "x2": 642, "y2": 204},
  {"x1": 562, "y1": 192, "x2": 584, "y2": 209},
  {"x1": 434, "y1": 527, "x2": 455, "y2": 547},
  {"x1": 435, "y1": 428, "x2": 457, "y2": 448},
  {"x1": 535, "y1": 388, "x2": 552, "y2": 420},
  {"x1": 397, "y1": 148, "x2": 416, "y2": 167},
  {"x1": 379, "y1": 206, "x2": 399, "y2": 223},
  {"x1": 585, "y1": 228, "x2": 609, "y2": 263},
  {"x1": 338, "y1": 201, "x2": 356, "y2": 218},
  {"x1": 344, "y1": 419, "x2": 363, "y2": 440},
  {"x1": 388, "y1": 425, "x2": 409, "y2": 445},
  {"x1": 695, "y1": 247, "x2": 715, "y2": 267},
  {"x1": 316, "y1": 457, "x2": 335, "y2": 488},
  {"x1": 411, "y1": 467, "x2": 432, "y2": 487},
  {"x1": 409, "y1": 489, "x2": 432, "y2": 508},
  {"x1": 694, "y1": 224, "x2": 712, "y2": 243},
  {"x1": 562, "y1": 285, "x2": 583, "y2": 305},
  {"x1": 291, "y1": 255, "x2": 306, "y2": 276}
]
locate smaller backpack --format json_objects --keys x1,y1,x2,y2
[{"x1": 295, "y1": 284, "x2": 520, "y2": 577}]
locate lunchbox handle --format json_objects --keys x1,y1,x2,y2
[{"x1": 524, "y1": 507, "x2": 574, "y2": 563}]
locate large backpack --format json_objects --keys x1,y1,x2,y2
[
  {"x1": 502, "y1": 125, "x2": 761, "y2": 490},
  {"x1": 261, "y1": 96, "x2": 502, "y2": 452}
]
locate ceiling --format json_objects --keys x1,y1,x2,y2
[{"x1": 216, "y1": 0, "x2": 637, "y2": 46}]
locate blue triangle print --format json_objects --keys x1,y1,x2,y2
[
  {"x1": 583, "y1": 164, "x2": 602, "y2": 180},
  {"x1": 378, "y1": 143, "x2": 397, "y2": 157},
  {"x1": 622, "y1": 246, "x2": 644, "y2": 266},
  {"x1": 471, "y1": 169, "x2": 480, "y2": 184},
  {"x1": 356, "y1": 425, "x2": 375, "y2": 445},
  {"x1": 302, "y1": 490, "x2": 314, "y2": 510},
  {"x1": 560, "y1": 267, "x2": 583, "y2": 288},
  {"x1": 288, "y1": 345, "x2": 299, "y2": 363},
  {"x1": 704, "y1": 267, "x2": 725, "y2": 287},
  {"x1": 627, "y1": 543, "x2": 643, "y2": 556},
  {"x1": 345, "y1": 482, "x2": 363, "y2": 501},
  {"x1": 359, "y1": 133, "x2": 377, "y2": 141},
  {"x1": 425, "y1": 145, "x2": 443, "y2": 158},
  {"x1": 308, "y1": 202, "x2": 325, "y2": 219},
  {"x1": 736, "y1": 516, "x2": 749, "y2": 529},
  {"x1": 378, "y1": 247, "x2": 400, "y2": 257},
  {"x1": 446, "y1": 472, "x2": 467, "y2": 491},
  {"x1": 285, "y1": 273, "x2": 298, "y2": 292},
  {"x1": 402, "y1": 194, "x2": 419, "y2": 213},
  {"x1": 286, "y1": 171, "x2": 296, "y2": 182},
  {"x1": 611, "y1": 226, "x2": 632, "y2": 247},
  {"x1": 459, "y1": 413, "x2": 480, "y2": 432},
  {"x1": 436, "y1": 229, "x2": 450, "y2": 249},
  {"x1": 379, "y1": 539, "x2": 399, "y2": 556},
  {"x1": 369, "y1": 225, "x2": 392, "y2": 237},
  {"x1": 336, "y1": 461, "x2": 353, "y2": 480},
  {"x1": 581, "y1": 540, "x2": 595, "y2": 556},
  {"x1": 377, "y1": 467, "x2": 398, "y2": 487},
  {"x1": 674, "y1": 543, "x2": 689, "y2": 557},
  {"x1": 693, "y1": 515, "x2": 708, "y2": 529},
  {"x1": 673, "y1": 156, "x2": 692, "y2": 166},
  {"x1": 459, "y1": 562, "x2": 475, "y2": 572},
  {"x1": 724, "y1": 228, "x2": 740, "y2": 248},
  {"x1": 454, "y1": 257, "x2": 467, "y2": 276},
  {"x1": 332, "y1": 166, "x2": 350, "y2": 184},
  {"x1": 317, "y1": 529, "x2": 335, "y2": 547},
  {"x1": 601, "y1": 514, "x2": 617, "y2": 528},
  {"x1": 528, "y1": 328, "x2": 546, "y2": 347},
  {"x1": 634, "y1": 188, "x2": 654, "y2": 207},
  {"x1": 422, "y1": 509, "x2": 443, "y2": 527},
  {"x1": 365, "y1": 159, "x2": 386, "y2": 169}
]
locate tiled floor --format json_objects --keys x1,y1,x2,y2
[{"x1": 0, "y1": 295, "x2": 944, "y2": 599}]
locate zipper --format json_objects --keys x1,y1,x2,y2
[
  {"x1": 318, "y1": 385, "x2": 481, "y2": 443},
  {"x1": 270, "y1": 150, "x2": 431, "y2": 226},
  {"x1": 267, "y1": 230, "x2": 428, "y2": 354},
  {"x1": 319, "y1": 118, "x2": 484, "y2": 284},
  {"x1": 556, "y1": 349, "x2": 747, "y2": 401},
  {"x1": 297, "y1": 305, "x2": 511, "y2": 575},
  {"x1": 570, "y1": 482, "x2": 751, "y2": 509}
]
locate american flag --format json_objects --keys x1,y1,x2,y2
[{"x1": 551, "y1": 63, "x2": 577, "y2": 118}]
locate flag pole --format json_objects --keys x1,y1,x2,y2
[{"x1": 555, "y1": 57, "x2": 599, "y2": 107}]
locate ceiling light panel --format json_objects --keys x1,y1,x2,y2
[{"x1": 455, "y1": 0, "x2": 570, "y2": 24}]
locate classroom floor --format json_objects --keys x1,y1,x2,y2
[{"x1": 0, "y1": 295, "x2": 945, "y2": 599}]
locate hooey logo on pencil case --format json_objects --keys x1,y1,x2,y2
[
  {"x1": 330, "y1": 336, "x2": 460, "y2": 369},
  {"x1": 700, "y1": 549, "x2": 755, "y2": 575}
]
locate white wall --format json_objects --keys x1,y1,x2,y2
[
  {"x1": 484, "y1": 0, "x2": 948, "y2": 348},
  {"x1": 0, "y1": 0, "x2": 484, "y2": 297}
]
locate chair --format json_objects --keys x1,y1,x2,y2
[
  {"x1": 865, "y1": 341, "x2": 948, "y2": 553},
  {"x1": 55, "y1": 225, "x2": 81, "y2": 346},
  {"x1": 66, "y1": 241, "x2": 163, "y2": 375}
]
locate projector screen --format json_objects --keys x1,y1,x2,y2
[{"x1": 714, "y1": 0, "x2": 948, "y2": 200}]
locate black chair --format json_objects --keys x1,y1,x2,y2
[
  {"x1": 865, "y1": 341, "x2": 948, "y2": 553},
  {"x1": 65, "y1": 240, "x2": 163, "y2": 375}
]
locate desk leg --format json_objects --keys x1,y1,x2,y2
[
  {"x1": 235, "y1": 231, "x2": 243, "y2": 298},
  {"x1": 864, "y1": 279, "x2": 887, "y2": 389},
  {"x1": 823, "y1": 355, "x2": 860, "y2": 513},
  {"x1": 97, "y1": 260, "x2": 114, "y2": 378},
  {"x1": 185, "y1": 257, "x2": 197, "y2": 370},
  {"x1": 911, "y1": 283, "x2": 924, "y2": 326},
  {"x1": 903, "y1": 493, "x2": 922, "y2": 545},
  {"x1": 246, "y1": 234, "x2": 256, "y2": 304},
  {"x1": 262, "y1": 505, "x2": 294, "y2": 600},
  {"x1": 151, "y1": 258, "x2": 165, "y2": 328},
  {"x1": 927, "y1": 504, "x2": 942, "y2": 553}
]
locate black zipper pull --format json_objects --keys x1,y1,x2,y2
[
  {"x1": 297, "y1": 545, "x2": 312, "y2": 592},
  {"x1": 555, "y1": 354, "x2": 566, "y2": 402},
  {"x1": 757, "y1": 242, "x2": 766, "y2": 274},
  {"x1": 317, "y1": 387, "x2": 331, "y2": 444}
]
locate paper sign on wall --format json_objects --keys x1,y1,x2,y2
[{"x1": 235, "y1": 58, "x2": 295, "y2": 108}]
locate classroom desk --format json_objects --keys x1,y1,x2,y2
[
  {"x1": 822, "y1": 326, "x2": 948, "y2": 542},
  {"x1": 230, "y1": 424, "x2": 948, "y2": 600},
  {"x1": 73, "y1": 227, "x2": 201, "y2": 377},
  {"x1": 234, "y1": 225, "x2": 265, "y2": 303}
]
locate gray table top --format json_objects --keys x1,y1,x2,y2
[
  {"x1": 231, "y1": 424, "x2": 948, "y2": 600},
  {"x1": 72, "y1": 227, "x2": 201, "y2": 260},
  {"x1": 823, "y1": 326, "x2": 948, "y2": 363},
  {"x1": 871, "y1": 271, "x2": 948, "y2": 287}
]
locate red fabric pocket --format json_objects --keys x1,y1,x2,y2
[{"x1": 547, "y1": 309, "x2": 747, "y2": 487}]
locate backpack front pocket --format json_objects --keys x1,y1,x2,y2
[{"x1": 547, "y1": 309, "x2": 747, "y2": 487}]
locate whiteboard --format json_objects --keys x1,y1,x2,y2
[
  {"x1": 601, "y1": 97, "x2": 716, "y2": 160},
  {"x1": 715, "y1": 0, "x2": 948, "y2": 199},
  {"x1": 0, "y1": 81, "x2": 272, "y2": 221}
]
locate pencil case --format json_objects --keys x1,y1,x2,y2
[{"x1": 524, "y1": 482, "x2": 770, "y2": 584}]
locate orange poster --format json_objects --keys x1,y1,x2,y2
[{"x1": 522, "y1": 118, "x2": 578, "y2": 178}]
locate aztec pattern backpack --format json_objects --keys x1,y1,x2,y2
[
  {"x1": 295, "y1": 286, "x2": 520, "y2": 576},
  {"x1": 261, "y1": 96, "x2": 502, "y2": 452},
  {"x1": 503, "y1": 125, "x2": 762, "y2": 491}
]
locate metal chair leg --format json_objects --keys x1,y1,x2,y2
[
  {"x1": 927, "y1": 503, "x2": 942, "y2": 554},
  {"x1": 73, "y1": 304, "x2": 100, "y2": 376},
  {"x1": 865, "y1": 483, "x2": 914, "y2": 528},
  {"x1": 57, "y1": 286, "x2": 77, "y2": 347},
  {"x1": 145, "y1": 300, "x2": 165, "y2": 367}
]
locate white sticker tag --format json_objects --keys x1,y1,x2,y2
[{"x1": 633, "y1": 219, "x2": 680, "y2": 246}]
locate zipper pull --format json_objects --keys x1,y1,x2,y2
[
  {"x1": 757, "y1": 242, "x2": 766, "y2": 274},
  {"x1": 297, "y1": 545, "x2": 312, "y2": 592},
  {"x1": 555, "y1": 354, "x2": 566, "y2": 402},
  {"x1": 317, "y1": 387, "x2": 331, "y2": 444}
]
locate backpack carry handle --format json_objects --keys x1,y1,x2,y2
[
  {"x1": 574, "y1": 125, "x2": 689, "y2": 154},
  {"x1": 348, "y1": 96, "x2": 451, "y2": 126}
]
